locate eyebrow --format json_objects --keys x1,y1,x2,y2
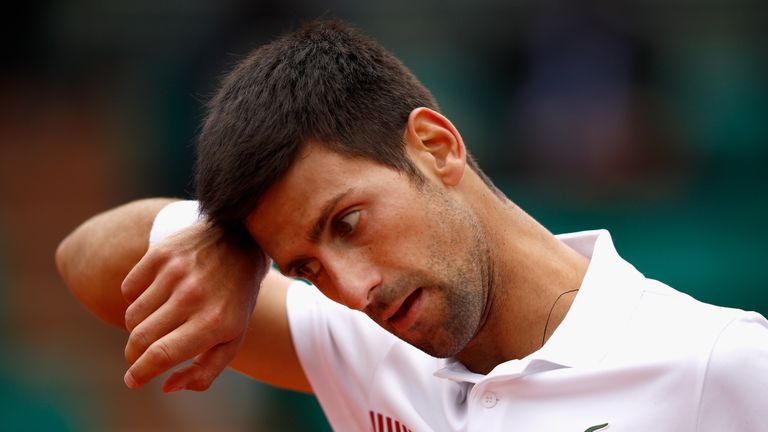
[
  {"x1": 308, "y1": 188, "x2": 353, "y2": 242},
  {"x1": 281, "y1": 188, "x2": 354, "y2": 275}
]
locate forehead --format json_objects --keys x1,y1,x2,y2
[{"x1": 245, "y1": 144, "x2": 403, "y2": 249}]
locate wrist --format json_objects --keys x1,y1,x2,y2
[{"x1": 149, "y1": 200, "x2": 203, "y2": 246}]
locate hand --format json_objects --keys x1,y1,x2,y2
[{"x1": 121, "y1": 221, "x2": 269, "y2": 392}]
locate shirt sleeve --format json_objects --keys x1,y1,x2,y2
[
  {"x1": 697, "y1": 311, "x2": 768, "y2": 431},
  {"x1": 148, "y1": 200, "x2": 201, "y2": 246},
  {"x1": 286, "y1": 280, "x2": 397, "y2": 431}
]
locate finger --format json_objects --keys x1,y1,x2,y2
[
  {"x1": 124, "y1": 264, "x2": 184, "y2": 332},
  {"x1": 161, "y1": 340, "x2": 241, "y2": 393},
  {"x1": 122, "y1": 247, "x2": 169, "y2": 303},
  {"x1": 124, "y1": 299, "x2": 187, "y2": 365},
  {"x1": 124, "y1": 320, "x2": 220, "y2": 389}
]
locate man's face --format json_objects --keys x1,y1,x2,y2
[{"x1": 246, "y1": 144, "x2": 491, "y2": 358}]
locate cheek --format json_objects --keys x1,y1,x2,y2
[
  {"x1": 381, "y1": 210, "x2": 413, "y2": 239},
  {"x1": 372, "y1": 216, "x2": 420, "y2": 261},
  {"x1": 379, "y1": 202, "x2": 434, "y2": 243}
]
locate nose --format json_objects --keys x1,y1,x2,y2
[{"x1": 322, "y1": 251, "x2": 382, "y2": 311}]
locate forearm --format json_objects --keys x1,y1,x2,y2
[
  {"x1": 55, "y1": 198, "x2": 176, "y2": 328},
  {"x1": 57, "y1": 198, "x2": 306, "y2": 393}
]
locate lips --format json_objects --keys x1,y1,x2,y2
[{"x1": 386, "y1": 287, "x2": 423, "y2": 330}]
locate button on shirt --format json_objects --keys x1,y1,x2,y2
[{"x1": 286, "y1": 230, "x2": 768, "y2": 431}]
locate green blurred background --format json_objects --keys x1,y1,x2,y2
[{"x1": 1, "y1": 0, "x2": 766, "y2": 430}]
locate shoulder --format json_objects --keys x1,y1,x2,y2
[
  {"x1": 621, "y1": 279, "x2": 747, "y2": 358},
  {"x1": 696, "y1": 311, "x2": 768, "y2": 431},
  {"x1": 703, "y1": 311, "x2": 768, "y2": 384}
]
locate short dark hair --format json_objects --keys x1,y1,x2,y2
[{"x1": 195, "y1": 20, "x2": 490, "y2": 242}]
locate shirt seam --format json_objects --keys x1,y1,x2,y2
[
  {"x1": 365, "y1": 337, "x2": 400, "y2": 409},
  {"x1": 693, "y1": 314, "x2": 742, "y2": 432},
  {"x1": 288, "y1": 282, "x2": 367, "y2": 430}
]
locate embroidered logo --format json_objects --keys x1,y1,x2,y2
[
  {"x1": 584, "y1": 423, "x2": 609, "y2": 432},
  {"x1": 369, "y1": 411, "x2": 413, "y2": 432}
]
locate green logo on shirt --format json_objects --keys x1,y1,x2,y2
[{"x1": 584, "y1": 423, "x2": 609, "y2": 432}]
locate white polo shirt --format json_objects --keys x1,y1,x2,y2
[{"x1": 287, "y1": 230, "x2": 768, "y2": 432}]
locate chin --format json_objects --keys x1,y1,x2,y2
[{"x1": 404, "y1": 328, "x2": 473, "y2": 359}]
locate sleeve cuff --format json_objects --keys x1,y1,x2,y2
[{"x1": 149, "y1": 200, "x2": 202, "y2": 246}]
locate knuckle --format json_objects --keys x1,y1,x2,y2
[
  {"x1": 120, "y1": 280, "x2": 132, "y2": 300},
  {"x1": 124, "y1": 344, "x2": 134, "y2": 363},
  {"x1": 164, "y1": 257, "x2": 186, "y2": 279},
  {"x1": 189, "y1": 370, "x2": 215, "y2": 391},
  {"x1": 125, "y1": 342, "x2": 142, "y2": 365},
  {"x1": 127, "y1": 368, "x2": 149, "y2": 387},
  {"x1": 124, "y1": 305, "x2": 140, "y2": 331},
  {"x1": 150, "y1": 245, "x2": 171, "y2": 262},
  {"x1": 147, "y1": 340, "x2": 174, "y2": 367},
  {"x1": 221, "y1": 325, "x2": 243, "y2": 342},
  {"x1": 126, "y1": 330, "x2": 149, "y2": 360},
  {"x1": 121, "y1": 276, "x2": 139, "y2": 302},
  {"x1": 202, "y1": 308, "x2": 231, "y2": 334},
  {"x1": 175, "y1": 283, "x2": 204, "y2": 308},
  {"x1": 209, "y1": 307, "x2": 227, "y2": 326}
]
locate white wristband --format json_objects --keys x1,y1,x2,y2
[{"x1": 149, "y1": 200, "x2": 203, "y2": 246}]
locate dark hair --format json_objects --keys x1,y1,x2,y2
[{"x1": 195, "y1": 20, "x2": 491, "y2": 242}]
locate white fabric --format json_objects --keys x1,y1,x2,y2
[
  {"x1": 286, "y1": 229, "x2": 768, "y2": 432},
  {"x1": 149, "y1": 200, "x2": 201, "y2": 246}
]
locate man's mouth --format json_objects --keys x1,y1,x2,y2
[{"x1": 387, "y1": 287, "x2": 423, "y2": 331}]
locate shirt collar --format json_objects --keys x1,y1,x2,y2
[
  {"x1": 535, "y1": 229, "x2": 646, "y2": 368},
  {"x1": 434, "y1": 229, "x2": 646, "y2": 383}
]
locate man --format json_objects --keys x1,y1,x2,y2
[{"x1": 56, "y1": 20, "x2": 768, "y2": 431}]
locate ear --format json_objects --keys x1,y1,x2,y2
[{"x1": 403, "y1": 107, "x2": 466, "y2": 187}]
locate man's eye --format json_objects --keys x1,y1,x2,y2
[
  {"x1": 296, "y1": 261, "x2": 319, "y2": 278},
  {"x1": 334, "y1": 210, "x2": 360, "y2": 237}
]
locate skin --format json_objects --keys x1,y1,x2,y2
[
  {"x1": 247, "y1": 108, "x2": 590, "y2": 373},
  {"x1": 56, "y1": 107, "x2": 589, "y2": 394},
  {"x1": 247, "y1": 146, "x2": 490, "y2": 359},
  {"x1": 57, "y1": 200, "x2": 310, "y2": 393}
]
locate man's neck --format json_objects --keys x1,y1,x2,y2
[{"x1": 454, "y1": 189, "x2": 589, "y2": 374}]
